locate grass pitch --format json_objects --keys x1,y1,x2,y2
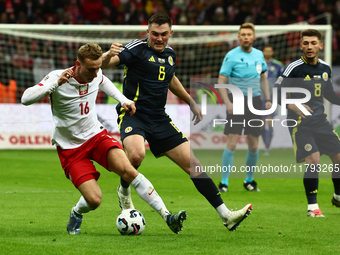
[{"x1": 0, "y1": 149, "x2": 339, "y2": 255}]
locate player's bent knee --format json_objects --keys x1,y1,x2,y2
[
  {"x1": 86, "y1": 194, "x2": 102, "y2": 209},
  {"x1": 128, "y1": 153, "x2": 145, "y2": 167}
]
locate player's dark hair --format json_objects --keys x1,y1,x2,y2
[
  {"x1": 301, "y1": 29, "x2": 322, "y2": 42},
  {"x1": 263, "y1": 44, "x2": 273, "y2": 50},
  {"x1": 77, "y1": 43, "x2": 102, "y2": 63},
  {"x1": 148, "y1": 13, "x2": 172, "y2": 28}
]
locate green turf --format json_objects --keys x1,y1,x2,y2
[{"x1": 0, "y1": 149, "x2": 340, "y2": 255}]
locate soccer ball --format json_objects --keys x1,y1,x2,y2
[{"x1": 116, "y1": 209, "x2": 146, "y2": 235}]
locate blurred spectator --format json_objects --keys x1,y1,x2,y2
[
  {"x1": 82, "y1": 0, "x2": 104, "y2": 24},
  {"x1": 255, "y1": 7, "x2": 268, "y2": 25},
  {"x1": 17, "y1": 0, "x2": 38, "y2": 23},
  {"x1": 169, "y1": 2, "x2": 180, "y2": 25},
  {"x1": 251, "y1": 0, "x2": 263, "y2": 22},
  {"x1": 11, "y1": 41, "x2": 34, "y2": 89},
  {"x1": 233, "y1": 3, "x2": 252, "y2": 25},
  {"x1": 33, "y1": 47, "x2": 55, "y2": 84},
  {"x1": 227, "y1": 1, "x2": 239, "y2": 24},
  {"x1": 64, "y1": 0, "x2": 82, "y2": 24},
  {"x1": 0, "y1": 62, "x2": 17, "y2": 103},
  {"x1": 297, "y1": 1, "x2": 316, "y2": 24},
  {"x1": 0, "y1": 40, "x2": 11, "y2": 66},
  {"x1": 115, "y1": 3, "x2": 127, "y2": 24},
  {"x1": 212, "y1": 7, "x2": 227, "y2": 25},
  {"x1": 55, "y1": 45, "x2": 70, "y2": 69},
  {"x1": 59, "y1": 11, "x2": 72, "y2": 24},
  {"x1": 0, "y1": 12, "x2": 9, "y2": 23},
  {"x1": 178, "y1": 13, "x2": 188, "y2": 25},
  {"x1": 127, "y1": 2, "x2": 148, "y2": 25},
  {"x1": 1, "y1": 0, "x2": 16, "y2": 23}
]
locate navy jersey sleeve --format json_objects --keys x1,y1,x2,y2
[
  {"x1": 324, "y1": 70, "x2": 340, "y2": 105},
  {"x1": 118, "y1": 40, "x2": 143, "y2": 65}
]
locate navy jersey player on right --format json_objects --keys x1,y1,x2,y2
[
  {"x1": 275, "y1": 29, "x2": 340, "y2": 217},
  {"x1": 101, "y1": 13, "x2": 252, "y2": 232}
]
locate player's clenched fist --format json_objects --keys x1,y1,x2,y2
[
  {"x1": 58, "y1": 69, "x2": 73, "y2": 86},
  {"x1": 109, "y1": 43, "x2": 123, "y2": 57}
]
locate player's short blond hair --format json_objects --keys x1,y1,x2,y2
[
  {"x1": 77, "y1": 43, "x2": 103, "y2": 63},
  {"x1": 239, "y1": 23, "x2": 255, "y2": 34}
]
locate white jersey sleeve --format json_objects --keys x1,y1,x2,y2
[
  {"x1": 21, "y1": 79, "x2": 59, "y2": 105},
  {"x1": 22, "y1": 67, "x2": 109, "y2": 149}
]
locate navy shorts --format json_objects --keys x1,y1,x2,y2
[
  {"x1": 118, "y1": 111, "x2": 187, "y2": 157},
  {"x1": 224, "y1": 95, "x2": 262, "y2": 137},
  {"x1": 289, "y1": 120, "x2": 340, "y2": 163}
]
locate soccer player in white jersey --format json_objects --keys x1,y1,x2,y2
[{"x1": 21, "y1": 43, "x2": 188, "y2": 235}]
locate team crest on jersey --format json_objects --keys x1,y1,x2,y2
[
  {"x1": 304, "y1": 144, "x2": 312, "y2": 152},
  {"x1": 79, "y1": 84, "x2": 89, "y2": 95},
  {"x1": 322, "y1": 72, "x2": 328, "y2": 81},
  {"x1": 43, "y1": 75, "x2": 50, "y2": 82},
  {"x1": 256, "y1": 64, "x2": 262, "y2": 74},
  {"x1": 168, "y1": 56, "x2": 174, "y2": 66},
  {"x1": 158, "y1": 58, "x2": 165, "y2": 64},
  {"x1": 125, "y1": 126, "x2": 133, "y2": 133},
  {"x1": 270, "y1": 66, "x2": 276, "y2": 72}
]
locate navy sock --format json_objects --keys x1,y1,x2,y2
[
  {"x1": 121, "y1": 165, "x2": 139, "y2": 188},
  {"x1": 332, "y1": 168, "x2": 340, "y2": 195},
  {"x1": 192, "y1": 172, "x2": 223, "y2": 208},
  {"x1": 303, "y1": 165, "x2": 319, "y2": 204}
]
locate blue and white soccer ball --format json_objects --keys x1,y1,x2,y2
[{"x1": 116, "y1": 209, "x2": 146, "y2": 235}]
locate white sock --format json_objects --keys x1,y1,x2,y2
[
  {"x1": 307, "y1": 203, "x2": 319, "y2": 211},
  {"x1": 157, "y1": 206, "x2": 171, "y2": 222},
  {"x1": 130, "y1": 173, "x2": 165, "y2": 213},
  {"x1": 334, "y1": 193, "x2": 340, "y2": 201},
  {"x1": 118, "y1": 185, "x2": 131, "y2": 196},
  {"x1": 74, "y1": 196, "x2": 93, "y2": 215},
  {"x1": 216, "y1": 203, "x2": 231, "y2": 223}
]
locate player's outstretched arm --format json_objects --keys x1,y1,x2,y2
[
  {"x1": 169, "y1": 75, "x2": 202, "y2": 125},
  {"x1": 101, "y1": 43, "x2": 122, "y2": 69},
  {"x1": 21, "y1": 69, "x2": 72, "y2": 105},
  {"x1": 100, "y1": 75, "x2": 136, "y2": 115}
]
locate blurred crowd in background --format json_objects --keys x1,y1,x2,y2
[
  {"x1": 0, "y1": 0, "x2": 339, "y2": 26},
  {"x1": 1, "y1": 0, "x2": 340, "y2": 104}
]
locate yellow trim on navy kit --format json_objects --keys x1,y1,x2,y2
[{"x1": 291, "y1": 116, "x2": 302, "y2": 158}]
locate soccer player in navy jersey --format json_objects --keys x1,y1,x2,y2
[
  {"x1": 275, "y1": 29, "x2": 340, "y2": 217},
  {"x1": 102, "y1": 13, "x2": 253, "y2": 231},
  {"x1": 217, "y1": 23, "x2": 272, "y2": 193},
  {"x1": 261, "y1": 44, "x2": 284, "y2": 156}
]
